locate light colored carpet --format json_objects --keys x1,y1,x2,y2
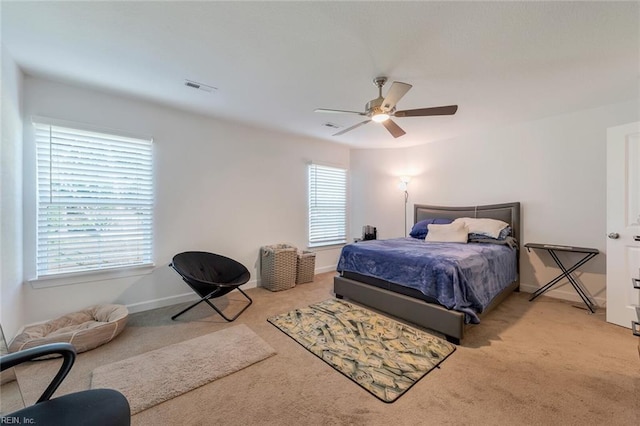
[
  {"x1": 268, "y1": 298, "x2": 455, "y2": 402},
  {"x1": 7, "y1": 272, "x2": 638, "y2": 425},
  {"x1": 90, "y1": 324, "x2": 275, "y2": 414}
]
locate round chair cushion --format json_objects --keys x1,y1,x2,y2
[{"x1": 8, "y1": 304, "x2": 128, "y2": 354}]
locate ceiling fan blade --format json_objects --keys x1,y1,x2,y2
[
  {"x1": 315, "y1": 108, "x2": 366, "y2": 115},
  {"x1": 394, "y1": 105, "x2": 458, "y2": 117},
  {"x1": 381, "y1": 119, "x2": 406, "y2": 138},
  {"x1": 382, "y1": 81, "x2": 412, "y2": 111},
  {"x1": 333, "y1": 119, "x2": 371, "y2": 136}
]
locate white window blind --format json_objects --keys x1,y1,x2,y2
[
  {"x1": 308, "y1": 163, "x2": 347, "y2": 246},
  {"x1": 34, "y1": 120, "x2": 153, "y2": 277}
]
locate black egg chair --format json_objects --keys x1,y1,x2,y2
[{"x1": 169, "y1": 251, "x2": 252, "y2": 321}]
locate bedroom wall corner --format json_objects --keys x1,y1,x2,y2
[{"x1": 0, "y1": 44, "x2": 26, "y2": 340}]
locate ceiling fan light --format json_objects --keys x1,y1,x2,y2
[{"x1": 372, "y1": 112, "x2": 389, "y2": 123}]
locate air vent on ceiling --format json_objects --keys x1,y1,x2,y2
[{"x1": 184, "y1": 79, "x2": 217, "y2": 93}]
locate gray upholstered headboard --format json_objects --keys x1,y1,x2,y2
[{"x1": 414, "y1": 202, "x2": 521, "y2": 245}]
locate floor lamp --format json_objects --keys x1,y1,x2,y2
[{"x1": 399, "y1": 176, "x2": 411, "y2": 237}]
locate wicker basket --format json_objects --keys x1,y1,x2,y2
[
  {"x1": 296, "y1": 250, "x2": 316, "y2": 284},
  {"x1": 261, "y1": 244, "x2": 298, "y2": 291}
]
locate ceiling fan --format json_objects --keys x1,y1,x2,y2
[{"x1": 315, "y1": 77, "x2": 458, "y2": 138}]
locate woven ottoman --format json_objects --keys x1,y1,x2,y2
[{"x1": 9, "y1": 304, "x2": 129, "y2": 355}]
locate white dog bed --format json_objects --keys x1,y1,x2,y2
[{"x1": 9, "y1": 304, "x2": 129, "y2": 354}]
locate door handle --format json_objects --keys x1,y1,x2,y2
[
  {"x1": 633, "y1": 278, "x2": 640, "y2": 289},
  {"x1": 634, "y1": 235, "x2": 640, "y2": 241},
  {"x1": 608, "y1": 233, "x2": 619, "y2": 239}
]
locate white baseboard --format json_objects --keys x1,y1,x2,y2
[
  {"x1": 128, "y1": 270, "x2": 335, "y2": 312},
  {"x1": 126, "y1": 279, "x2": 259, "y2": 314},
  {"x1": 520, "y1": 283, "x2": 606, "y2": 307},
  {"x1": 13, "y1": 279, "x2": 262, "y2": 332},
  {"x1": 125, "y1": 292, "x2": 199, "y2": 314},
  {"x1": 315, "y1": 265, "x2": 337, "y2": 274}
]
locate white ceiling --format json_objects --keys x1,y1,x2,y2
[{"x1": 2, "y1": 1, "x2": 639, "y2": 149}]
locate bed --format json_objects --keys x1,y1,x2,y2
[{"x1": 334, "y1": 202, "x2": 520, "y2": 344}]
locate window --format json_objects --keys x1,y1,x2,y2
[
  {"x1": 33, "y1": 119, "x2": 153, "y2": 278},
  {"x1": 308, "y1": 163, "x2": 347, "y2": 247}
]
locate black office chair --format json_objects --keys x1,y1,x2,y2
[
  {"x1": 169, "y1": 251, "x2": 252, "y2": 321},
  {"x1": 0, "y1": 343, "x2": 130, "y2": 426}
]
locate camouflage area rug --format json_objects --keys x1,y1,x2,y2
[{"x1": 267, "y1": 298, "x2": 456, "y2": 403}]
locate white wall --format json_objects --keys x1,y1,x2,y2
[
  {"x1": 18, "y1": 76, "x2": 349, "y2": 327},
  {"x1": 9, "y1": 73, "x2": 637, "y2": 330},
  {"x1": 350, "y1": 100, "x2": 640, "y2": 306},
  {"x1": 0, "y1": 45, "x2": 25, "y2": 339}
]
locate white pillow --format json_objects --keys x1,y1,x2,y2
[
  {"x1": 424, "y1": 222, "x2": 469, "y2": 243},
  {"x1": 453, "y1": 217, "x2": 509, "y2": 239}
]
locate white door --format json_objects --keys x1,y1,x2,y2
[{"x1": 606, "y1": 121, "x2": 640, "y2": 329}]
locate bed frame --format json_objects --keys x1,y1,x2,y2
[{"x1": 334, "y1": 202, "x2": 521, "y2": 344}]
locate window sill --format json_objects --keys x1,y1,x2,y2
[
  {"x1": 28, "y1": 263, "x2": 155, "y2": 289},
  {"x1": 307, "y1": 242, "x2": 346, "y2": 250}
]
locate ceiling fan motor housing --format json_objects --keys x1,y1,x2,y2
[
  {"x1": 367, "y1": 76, "x2": 390, "y2": 116},
  {"x1": 366, "y1": 97, "x2": 386, "y2": 116}
]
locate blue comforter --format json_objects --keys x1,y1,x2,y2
[{"x1": 336, "y1": 238, "x2": 518, "y2": 323}]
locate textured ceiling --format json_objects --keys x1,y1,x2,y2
[{"x1": 2, "y1": 1, "x2": 639, "y2": 149}]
